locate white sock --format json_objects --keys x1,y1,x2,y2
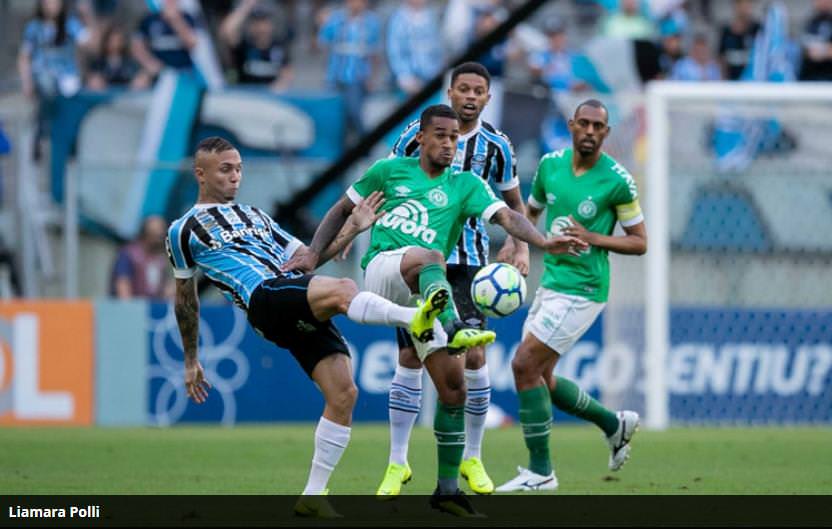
[
  {"x1": 388, "y1": 365, "x2": 423, "y2": 465},
  {"x1": 302, "y1": 417, "x2": 351, "y2": 495},
  {"x1": 463, "y1": 366, "x2": 491, "y2": 461},
  {"x1": 346, "y1": 291, "x2": 416, "y2": 328}
]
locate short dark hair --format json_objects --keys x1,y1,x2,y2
[
  {"x1": 420, "y1": 104, "x2": 459, "y2": 131},
  {"x1": 195, "y1": 136, "x2": 236, "y2": 155},
  {"x1": 574, "y1": 99, "x2": 609, "y2": 121},
  {"x1": 450, "y1": 62, "x2": 491, "y2": 88}
]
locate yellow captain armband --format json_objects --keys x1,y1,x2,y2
[{"x1": 615, "y1": 199, "x2": 644, "y2": 227}]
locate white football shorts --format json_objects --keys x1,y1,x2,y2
[
  {"x1": 364, "y1": 246, "x2": 448, "y2": 361},
  {"x1": 523, "y1": 287, "x2": 605, "y2": 354}
]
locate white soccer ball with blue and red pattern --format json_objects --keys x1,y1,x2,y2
[{"x1": 470, "y1": 263, "x2": 527, "y2": 318}]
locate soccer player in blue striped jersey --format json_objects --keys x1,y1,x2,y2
[
  {"x1": 383, "y1": 62, "x2": 529, "y2": 495},
  {"x1": 167, "y1": 137, "x2": 447, "y2": 517}
]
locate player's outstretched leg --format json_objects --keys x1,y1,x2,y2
[
  {"x1": 308, "y1": 275, "x2": 445, "y2": 340},
  {"x1": 549, "y1": 376, "x2": 639, "y2": 471},
  {"x1": 400, "y1": 248, "x2": 495, "y2": 353}
]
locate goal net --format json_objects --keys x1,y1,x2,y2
[{"x1": 605, "y1": 82, "x2": 832, "y2": 429}]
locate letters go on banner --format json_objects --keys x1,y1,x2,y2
[
  {"x1": 147, "y1": 303, "x2": 832, "y2": 425},
  {"x1": 0, "y1": 302, "x2": 94, "y2": 425}
]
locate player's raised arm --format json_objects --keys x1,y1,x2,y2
[
  {"x1": 284, "y1": 159, "x2": 389, "y2": 273},
  {"x1": 280, "y1": 195, "x2": 354, "y2": 273},
  {"x1": 491, "y1": 207, "x2": 587, "y2": 256},
  {"x1": 174, "y1": 276, "x2": 210, "y2": 404},
  {"x1": 319, "y1": 191, "x2": 386, "y2": 264}
]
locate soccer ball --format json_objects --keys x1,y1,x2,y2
[{"x1": 470, "y1": 263, "x2": 527, "y2": 318}]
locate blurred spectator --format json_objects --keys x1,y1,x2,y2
[
  {"x1": 110, "y1": 216, "x2": 173, "y2": 300},
  {"x1": 474, "y1": 3, "x2": 511, "y2": 79},
  {"x1": 220, "y1": 0, "x2": 293, "y2": 90},
  {"x1": 132, "y1": 0, "x2": 198, "y2": 78},
  {"x1": 657, "y1": 16, "x2": 686, "y2": 77},
  {"x1": 473, "y1": 3, "x2": 519, "y2": 126},
  {"x1": 442, "y1": 0, "x2": 481, "y2": 57},
  {"x1": 602, "y1": 0, "x2": 655, "y2": 40},
  {"x1": 18, "y1": 0, "x2": 91, "y2": 160},
  {"x1": 529, "y1": 19, "x2": 589, "y2": 94},
  {"x1": 799, "y1": 0, "x2": 832, "y2": 81},
  {"x1": 0, "y1": 121, "x2": 9, "y2": 205},
  {"x1": 386, "y1": 0, "x2": 443, "y2": 96},
  {"x1": 0, "y1": 236, "x2": 21, "y2": 299},
  {"x1": 318, "y1": 0, "x2": 381, "y2": 136},
  {"x1": 719, "y1": 0, "x2": 761, "y2": 80},
  {"x1": 0, "y1": 124, "x2": 18, "y2": 297},
  {"x1": 572, "y1": 0, "x2": 604, "y2": 28},
  {"x1": 86, "y1": 24, "x2": 151, "y2": 90},
  {"x1": 671, "y1": 33, "x2": 722, "y2": 81}
]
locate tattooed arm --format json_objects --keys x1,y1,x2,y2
[{"x1": 174, "y1": 276, "x2": 211, "y2": 403}]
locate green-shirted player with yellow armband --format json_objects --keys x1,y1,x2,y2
[{"x1": 497, "y1": 99, "x2": 648, "y2": 493}]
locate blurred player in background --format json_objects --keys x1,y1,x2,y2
[
  {"x1": 284, "y1": 105, "x2": 585, "y2": 515},
  {"x1": 381, "y1": 62, "x2": 528, "y2": 496},
  {"x1": 166, "y1": 137, "x2": 445, "y2": 517},
  {"x1": 497, "y1": 100, "x2": 647, "y2": 492}
]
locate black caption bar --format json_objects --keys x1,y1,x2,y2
[{"x1": 1, "y1": 495, "x2": 830, "y2": 527}]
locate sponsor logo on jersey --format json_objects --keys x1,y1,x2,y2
[
  {"x1": 470, "y1": 153, "x2": 487, "y2": 173},
  {"x1": 549, "y1": 216, "x2": 590, "y2": 256},
  {"x1": 219, "y1": 226, "x2": 271, "y2": 244},
  {"x1": 548, "y1": 216, "x2": 573, "y2": 237},
  {"x1": 427, "y1": 188, "x2": 448, "y2": 207},
  {"x1": 578, "y1": 197, "x2": 597, "y2": 219},
  {"x1": 394, "y1": 185, "x2": 411, "y2": 197},
  {"x1": 546, "y1": 193, "x2": 557, "y2": 204},
  {"x1": 379, "y1": 199, "x2": 437, "y2": 244}
]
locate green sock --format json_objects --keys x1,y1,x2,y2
[
  {"x1": 418, "y1": 263, "x2": 458, "y2": 327},
  {"x1": 434, "y1": 402, "x2": 465, "y2": 485},
  {"x1": 550, "y1": 376, "x2": 619, "y2": 436},
  {"x1": 518, "y1": 385, "x2": 552, "y2": 476}
]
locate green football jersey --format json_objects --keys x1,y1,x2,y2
[
  {"x1": 347, "y1": 157, "x2": 507, "y2": 269},
  {"x1": 529, "y1": 148, "x2": 643, "y2": 302}
]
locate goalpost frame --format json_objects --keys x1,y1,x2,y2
[{"x1": 643, "y1": 81, "x2": 832, "y2": 430}]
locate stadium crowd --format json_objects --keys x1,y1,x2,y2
[{"x1": 14, "y1": 0, "x2": 832, "y2": 148}]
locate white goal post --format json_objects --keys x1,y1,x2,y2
[{"x1": 644, "y1": 81, "x2": 832, "y2": 430}]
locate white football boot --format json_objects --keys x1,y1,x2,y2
[
  {"x1": 495, "y1": 466, "x2": 558, "y2": 492},
  {"x1": 606, "y1": 410, "x2": 640, "y2": 471}
]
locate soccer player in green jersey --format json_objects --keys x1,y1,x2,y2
[
  {"x1": 496, "y1": 99, "x2": 648, "y2": 492},
  {"x1": 385, "y1": 62, "x2": 528, "y2": 497},
  {"x1": 284, "y1": 104, "x2": 585, "y2": 514}
]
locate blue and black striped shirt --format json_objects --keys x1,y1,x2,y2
[
  {"x1": 390, "y1": 119, "x2": 518, "y2": 266},
  {"x1": 166, "y1": 203, "x2": 302, "y2": 309}
]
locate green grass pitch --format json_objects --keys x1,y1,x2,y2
[{"x1": 2, "y1": 425, "x2": 831, "y2": 494}]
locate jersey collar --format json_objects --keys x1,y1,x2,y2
[
  {"x1": 458, "y1": 119, "x2": 482, "y2": 142},
  {"x1": 193, "y1": 202, "x2": 232, "y2": 209}
]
